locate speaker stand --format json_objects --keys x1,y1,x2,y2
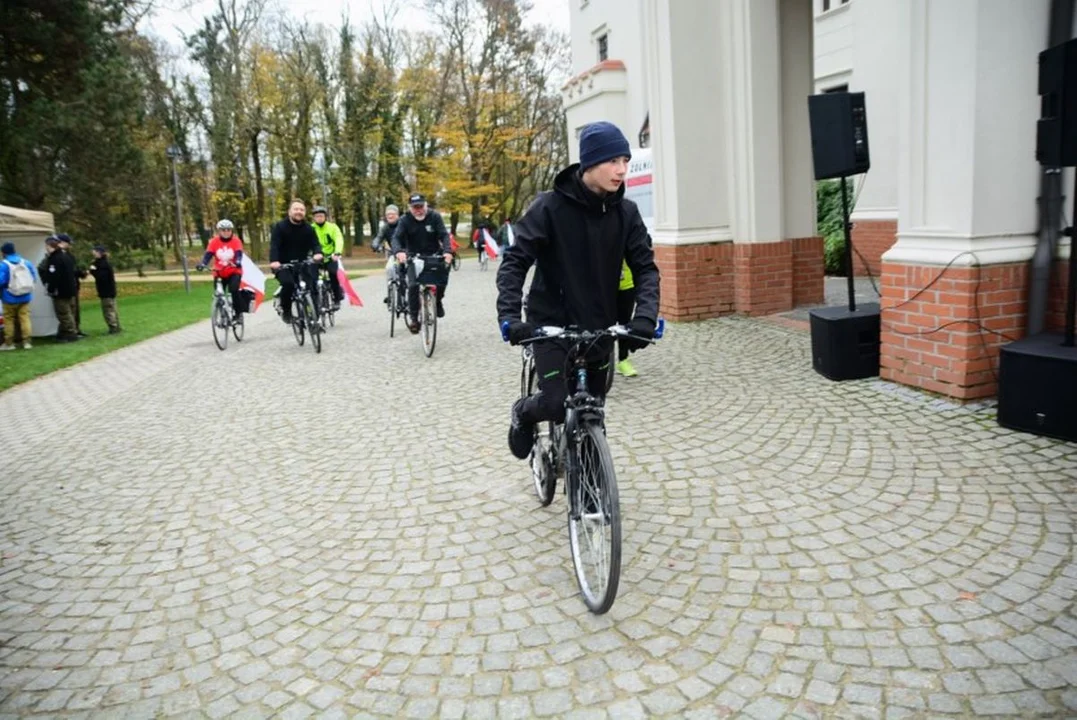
[{"x1": 809, "y1": 174, "x2": 881, "y2": 381}]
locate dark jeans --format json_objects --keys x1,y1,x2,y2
[
  {"x1": 218, "y1": 274, "x2": 243, "y2": 314},
  {"x1": 616, "y1": 288, "x2": 636, "y2": 362},
  {"x1": 323, "y1": 259, "x2": 343, "y2": 302},
  {"x1": 406, "y1": 262, "x2": 446, "y2": 319},
  {"x1": 277, "y1": 264, "x2": 319, "y2": 315},
  {"x1": 520, "y1": 339, "x2": 611, "y2": 425}
]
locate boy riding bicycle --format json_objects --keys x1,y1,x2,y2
[{"x1": 496, "y1": 121, "x2": 660, "y2": 460}]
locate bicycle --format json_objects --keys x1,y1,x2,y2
[
  {"x1": 478, "y1": 249, "x2": 489, "y2": 272},
  {"x1": 273, "y1": 259, "x2": 323, "y2": 354},
  {"x1": 410, "y1": 254, "x2": 448, "y2": 358},
  {"x1": 451, "y1": 250, "x2": 461, "y2": 272},
  {"x1": 386, "y1": 262, "x2": 407, "y2": 338},
  {"x1": 317, "y1": 264, "x2": 337, "y2": 329},
  {"x1": 198, "y1": 268, "x2": 243, "y2": 351},
  {"x1": 502, "y1": 319, "x2": 665, "y2": 614}
]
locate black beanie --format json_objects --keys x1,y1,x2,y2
[{"x1": 579, "y1": 121, "x2": 631, "y2": 170}]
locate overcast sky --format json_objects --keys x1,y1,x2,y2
[{"x1": 141, "y1": 0, "x2": 570, "y2": 53}]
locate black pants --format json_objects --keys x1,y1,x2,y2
[
  {"x1": 406, "y1": 263, "x2": 446, "y2": 319},
  {"x1": 616, "y1": 288, "x2": 636, "y2": 362},
  {"x1": 277, "y1": 264, "x2": 319, "y2": 315},
  {"x1": 323, "y1": 259, "x2": 343, "y2": 302},
  {"x1": 520, "y1": 339, "x2": 611, "y2": 425},
  {"x1": 219, "y1": 274, "x2": 243, "y2": 313}
]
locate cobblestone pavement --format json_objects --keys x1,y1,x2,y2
[{"x1": 1, "y1": 260, "x2": 1076, "y2": 718}]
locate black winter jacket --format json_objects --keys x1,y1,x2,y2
[
  {"x1": 269, "y1": 219, "x2": 321, "y2": 264},
  {"x1": 391, "y1": 210, "x2": 451, "y2": 256},
  {"x1": 88, "y1": 256, "x2": 117, "y2": 299},
  {"x1": 38, "y1": 250, "x2": 78, "y2": 299},
  {"x1": 372, "y1": 221, "x2": 398, "y2": 251},
  {"x1": 496, "y1": 164, "x2": 660, "y2": 330}
]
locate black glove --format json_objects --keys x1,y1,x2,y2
[
  {"x1": 621, "y1": 317, "x2": 656, "y2": 351},
  {"x1": 507, "y1": 321, "x2": 536, "y2": 346},
  {"x1": 195, "y1": 264, "x2": 206, "y2": 272}
]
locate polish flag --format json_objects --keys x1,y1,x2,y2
[
  {"x1": 337, "y1": 259, "x2": 363, "y2": 307},
  {"x1": 239, "y1": 254, "x2": 266, "y2": 311},
  {"x1": 482, "y1": 228, "x2": 500, "y2": 259}
]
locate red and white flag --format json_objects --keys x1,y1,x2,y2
[
  {"x1": 482, "y1": 228, "x2": 500, "y2": 259},
  {"x1": 239, "y1": 254, "x2": 266, "y2": 311},
  {"x1": 337, "y1": 259, "x2": 363, "y2": 307}
]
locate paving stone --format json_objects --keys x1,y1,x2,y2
[{"x1": 0, "y1": 271, "x2": 1074, "y2": 717}]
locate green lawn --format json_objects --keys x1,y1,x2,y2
[{"x1": 0, "y1": 283, "x2": 212, "y2": 392}]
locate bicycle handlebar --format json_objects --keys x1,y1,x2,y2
[{"x1": 499, "y1": 318, "x2": 666, "y2": 344}]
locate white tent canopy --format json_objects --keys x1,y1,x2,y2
[{"x1": 0, "y1": 204, "x2": 58, "y2": 337}]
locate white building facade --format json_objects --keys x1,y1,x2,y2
[{"x1": 563, "y1": 0, "x2": 1072, "y2": 401}]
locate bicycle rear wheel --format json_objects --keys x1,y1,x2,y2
[
  {"x1": 212, "y1": 302, "x2": 228, "y2": 350},
  {"x1": 305, "y1": 296, "x2": 322, "y2": 354},
  {"x1": 568, "y1": 422, "x2": 621, "y2": 614},
  {"x1": 232, "y1": 311, "x2": 244, "y2": 342},
  {"x1": 421, "y1": 288, "x2": 437, "y2": 357},
  {"x1": 526, "y1": 363, "x2": 556, "y2": 506}
]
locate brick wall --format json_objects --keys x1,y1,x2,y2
[
  {"x1": 733, "y1": 241, "x2": 793, "y2": 316},
  {"x1": 653, "y1": 243, "x2": 735, "y2": 321},
  {"x1": 792, "y1": 237, "x2": 824, "y2": 307},
  {"x1": 879, "y1": 262, "x2": 1030, "y2": 400},
  {"x1": 654, "y1": 238, "x2": 824, "y2": 319},
  {"x1": 850, "y1": 219, "x2": 897, "y2": 277}
]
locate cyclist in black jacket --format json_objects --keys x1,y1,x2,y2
[
  {"x1": 269, "y1": 199, "x2": 323, "y2": 322},
  {"x1": 391, "y1": 193, "x2": 453, "y2": 333},
  {"x1": 497, "y1": 121, "x2": 660, "y2": 460}
]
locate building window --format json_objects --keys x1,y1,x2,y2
[
  {"x1": 597, "y1": 33, "x2": 608, "y2": 62},
  {"x1": 824, "y1": 84, "x2": 849, "y2": 94},
  {"x1": 822, "y1": 0, "x2": 849, "y2": 11}
]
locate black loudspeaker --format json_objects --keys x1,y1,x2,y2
[
  {"x1": 807, "y1": 92, "x2": 871, "y2": 180},
  {"x1": 997, "y1": 334, "x2": 1077, "y2": 442},
  {"x1": 1037, "y1": 37, "x2": 1077, "y2": 167},
  {"x1": 809, "y1": 303, "x2": 881, "y2": 381}
]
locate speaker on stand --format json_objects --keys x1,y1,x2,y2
[
  {"x1": 806, "y1": 91, "x2": 880, "y2": 381},
  {"x1": 996, "y1": 37, "x2": 1077, "y2": 442}
]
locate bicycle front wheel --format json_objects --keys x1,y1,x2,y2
[
  {"x1": 211, "y1": 302, "x2": 228, "y2": 351},
  {"x1": 292, "y1": 302, "x2": 305, "y2": 347},
  {"x1": 451, "y1": 253, "x2": 461, "y2": 271},
  {"x1": 421, "y1": 288, "x2": 437, "y2": 358},
  {"x1": 305, "y1": 297, "x2": 322, "y2": 354},
  {"x1": 568, "y1": 422, "x2": 621, "y2": 614}
]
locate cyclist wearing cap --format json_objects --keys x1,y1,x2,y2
[
  {"x1": 496, "y1": 120, "x2": 660, "y2": 460},
  {"x1": 197, "y1": 219, "x2": 246, "y2": 316},
  {"x1": 312, "y1": 206, "x2": 345, "y2": 310},
  {"x1": 391, "y1": 193, "x2": 453, "y2": 333}
]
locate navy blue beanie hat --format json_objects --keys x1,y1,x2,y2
[{"x1": 579, "y1": 121, "x2": 631, "y2": 171}]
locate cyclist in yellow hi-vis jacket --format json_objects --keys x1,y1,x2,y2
[
  {"x1": 616, "y1": 260, "x2": 639, "y2": 377},
  {"x1": 312, "y1": 206, "x2": 345, "y2": 309}
]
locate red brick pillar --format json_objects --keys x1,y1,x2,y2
[
  {"x1": 879, "y1": 261, "x2": 1030, "y2": 400},
  {"x1": 850, "y1": 219, "x2": 897, "y2": 277},
  {"x1": 653, "y1": 244, "x2": 735, "y2": 321}
]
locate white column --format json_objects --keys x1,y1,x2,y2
[
  {"x1": 887, "y1": 0, "x2": 1051, "y2": 266},
  {"x1": 847, "y1": 0, "x2": 904, "y2": 223},
  {"x1": 780, "y1": 0, "x2": 816, "y2": 239},
  {"x1": 641, "y1": 0, "x2": 730, "y2": 245},
  {"x1": 721, "y1": 0, "x2": 784, "y2": 243}
]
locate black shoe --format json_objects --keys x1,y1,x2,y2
[
  {"x1": 407, "y1": 317, "x2": 420, "y2": 334},
  {"x1": 108, "y1": 327, "x2": 121, "y2": 335},
  {"x1": 282, "y1": 311, "x2": 293, "y2": 324},
  {"x1": 508, "y1": 398, "x2": 535, "y2": 460},
  {"x1": 436, "y1": 300, "x2": 445, "y2": 318},
  {"x1": 76, "y1": 332, "x2": 87, "y2": 338}
]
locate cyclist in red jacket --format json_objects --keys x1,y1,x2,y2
[{"x1": 197, "y1": 219, "x2": 246, "y2": 314}]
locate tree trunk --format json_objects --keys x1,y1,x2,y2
[{"x1": 251, "y1": 131, "x2": 265, "y2": 260}]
